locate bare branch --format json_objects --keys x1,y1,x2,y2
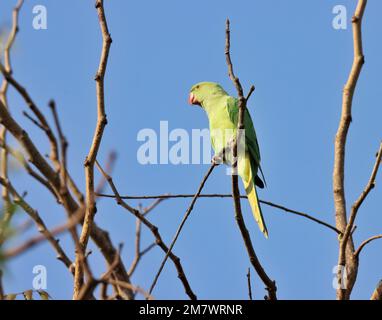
[
  {"x1": 48, "y1": 100, "x2": 68, "y2": 191},
  {"x1": 128, "y1": 206, "x2": 143, "y2": 277},
  {"x1": 225, "y1": 19, "x2": 244, "y2": 98},
  {"x1": 334, "y1": 0, "x2": 367, "y2": 300},
  {"x1": 148, "y1": 164, "x2": 216, "y2": 298},
  {"x1": 106, "y1": 279, "x2": 153, "y2": 300},
  {"x1": 95, "y1": 151, "x2": 117, "y2": 196},
  {"x1": 140, "y1": 243, "x2": 156, "y2": 256},
  {"x1": 354, "y1": 234, "x2": 382, "y2": 259},
  {"x1": 95, "y1": 160, "x2": 197, "y2": 300},
  {"x1": 3, "y1": 207, "x2": 85, "y2": 259},
  {"x1": 344, "y1": 143, "x2": 382, "y2": 243},
  {"x1": 225, "y1": 18, "x2": 277, "y2": 300},
  {"x1": 0, "y1": 0, "x2": 24, "y2": 247},
  {"x1": 0, "y1": 177, "x2": 73, "y2": 270},
  {"x1": 22, "y1": 111, "x2": 45, "y2": 131},
  {"x1": 127, "y1": 198, "x2": 161, "y2": 277},
  {"x1": 0, "y1": 139, "x2": 59, "y2": 201},
  {"x1": 245, "y1": 85, "x2": 255, "y2": 102},
  {"x1": 74, "y1": 0, "x2": 112, "y2": 298},
  {"x1": 247, "y1": 268, "x2": 253, "y2": 300},
  {"x1": 49, "y1": 100, "x2": 84, "y2": 204},
  {"x1": 0, "y1": 270, "x2": 4, "y2": 300},
  {"x1": 338, "y1": 141, "x2": 381, "y2": 297},
  {"x1": 77, "y1": 244, "x2": 122, "y2": 300},
  {"x1": 0, "y1": 11, "x2": 132, "y2": 300},
  {"x1": 142, "y1": 198, "x2": 165, "y2": 217},
  {"x1": 371, "y1": 280, "x2": 382, "y2": 300},
  {"x1": 96, "y1": 193, "x2": 340, "y2": 234},
  {"x1": 0, "y1": 68, "x2": 61, "y2": 170}
]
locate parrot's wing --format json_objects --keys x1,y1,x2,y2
[{"x1": 226, "y1": 97, "x2": 266, "y2": 187}]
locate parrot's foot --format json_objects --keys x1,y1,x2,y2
[{"x1": 211, "y1": 154, "x2": 223, "y2": 166}]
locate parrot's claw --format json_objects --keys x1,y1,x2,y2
[{"x1": 211, "y1": 155, "x2": 223, "y2": 165}]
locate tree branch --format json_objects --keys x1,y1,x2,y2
[
  {"x1": 74, "y1": 0, "x2": 112, "y2": 298},
  {"x1": 371, "y1": 280, "x2": 382, "y2": 300},
  {"x1": 343, "y1": 142, "x2": 382, "y2": 247},
  {"x1": 96, "y1": 193, "x2": 340, "y2": 234},
  {"x1": 0, "y1": 177, "x2": 73, "y2": 271},
  {"x1": 0, "y1": 6, "x2": 133, "y2": 299},
  {"x1": 333, "y1": 0, "x2": 367, "y2": 300},
  {"x1": 3, "y1": 207, "x2": 85, "y2": 259},
  {"x1": 128, "y1": 202, "x2": 161, "y2": 277},
  {"x1": 247, "y1": 268, "x2": 253, "y2": 300},
  {"x1": 0, "y1": 0, "x2": 24, "y2": 245},
  {"x1": 148, "y1": 164, "x2": 216, "y2": 298},
  {"x1": 354, "y1": 234, "x2": 382, "y2": 259},
  {"x1": 0, "y1": 270, "x2": 4, "y2": 300},
  {"x1": 225, "y1": 18, "x2": 277, "y2": 300},
  {"x1": 48, "y1": 100, "x2": 69, "y2": 193},
  {"x1": 0, "y1": 138, "x2": 59, "y2": 201},
  {"x1": 95, "y1": 160, "x2": 197, "y2": 300}
]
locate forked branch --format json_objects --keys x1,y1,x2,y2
[{"x1": 225, "y1": 18, "x2": 277, "y2": 300}]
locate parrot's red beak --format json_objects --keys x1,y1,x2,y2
[{"x1": 188, "y1": 92, "x2": 200, "y2": 106}]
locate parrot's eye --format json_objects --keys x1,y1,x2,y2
[{"x1": 195, "y1": 85, "x2": 200, "y2": 89}]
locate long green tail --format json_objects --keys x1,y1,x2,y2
[{"x1": 241, "y1": 157, "x2": 269, "y2": 238}]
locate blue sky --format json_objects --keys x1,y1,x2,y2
[{"x1": 1, "y1": 0, "x2": 381, "y2": 299}]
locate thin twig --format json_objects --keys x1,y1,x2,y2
[
  {"x1": 0, "y1": 0, "x2": 24, "y2": 247},
  {"x1": 246, "y1": 85, "x2": 255, "y2": 102},
  {"x1": 48, "y1": 100, "x2": 68, "y2": 192},
  {"x1": 142, "y1": 198, "x2": 165, "y2": 217},
  {"x1": 354, "y1": 234, "x2": 382, "y2": 259},
  {"x1": 106, "y1": 279, "x2": 153, "y2": 300},
  {"x1": 225, "y1": 18, "x2": 277, "y2": 300},
  {"x1": 140, "y1": 243, "x2": 156, "y2": 256},
  {"x1": 77, "y1": 244, "x2": 121, "y2": 300},
  {"x1": 96, "y1": 193, "x2": 340, "y2": 234},
  {"x1": 0, "y1": 18, "x2": 132, "y2": 301},
  {"x1": 0, "y1": 177, "x2": 73, "y2": 271},
  {"x1": 343, "y1": 142, "x2": 382, "y2": 247},
  {"x1": 22, "y1": 111, "x2": 45, "y2": 131},
  {"x1": 14, "y1": 218, "x2": 34, "y2": 235},
  {"x1": 247, "y1": 268, "x2": 253, "y2": 300},
  {"x1": 95, "y1": 160, "x2": 197, "y2": 300},
  {"x1": 148, "y1": 164, "x2": 217, "y2": 298},
  {"x1": 3, "y1": 207, "x2": 85, "y2": 259},
  {"x1": 74, "y1": 0, "x2": 112, "y2": 299},
  {"x1": 49, "y1": 100, "x2": 83, "y2": 204},
  {"x1": 0, "y1": 139, "x2": 59, "y2": 201},
  {"x1": 46, "y1": 100, "x2": 85, "y2": 204},
  {"x1": 0, "y1": 65, "x2": 61, "y2": 170},
  {"x1": 100, "y1": 282, "x2": 108, "y2": 300},
  {"x1": 338, "y1": 141, "x2": 381, "y2": 298},
  {"x1": 128, "y1": 205, "x2": 143, "y2": 277},
  {"x1": 95, "y1": 151, "x2": 117, "y2": 196},
  {"x1": 128, "y1": 201, "x2": 160, "y2": 277}
]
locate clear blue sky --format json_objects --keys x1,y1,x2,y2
[{"x1": 1, "y1": 0, "x2": 381, "y2": 299}]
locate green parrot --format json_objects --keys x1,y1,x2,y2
[{"x1": 189, "y1": 82, "x2": 268, "y2": 238}]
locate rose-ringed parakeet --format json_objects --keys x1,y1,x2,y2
[{"x1": 189, "y1": 82, "x2": 268, "y2": 238}]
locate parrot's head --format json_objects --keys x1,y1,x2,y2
[{"x1": 188, "y1": 82, "x2": 228, "y2": 107}]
